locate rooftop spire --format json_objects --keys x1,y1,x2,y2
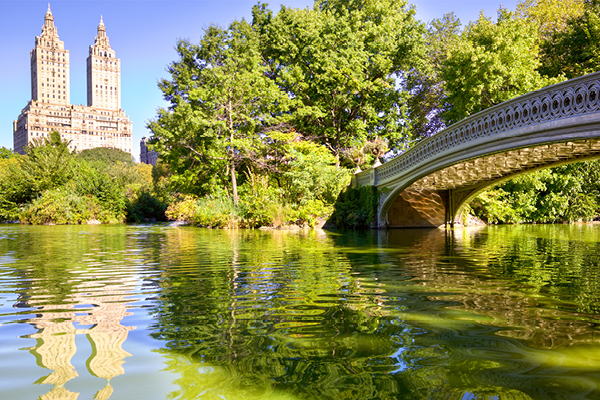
[
  {"x1": 45, "y1": 3, "x2": 53, "y2": 23},
  {"x1": 92, "y1": 15, "x2": 110, "y2": 50},
  {"x1": 98, "y1": 15, "x2": 106, "y2": 35},
  {"x1": 41, "y1": 3, "x2": 58, "y2": 38}
]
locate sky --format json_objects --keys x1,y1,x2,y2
[{"x1": 0, "y1": 0, "x2": 520, "y2": 161}]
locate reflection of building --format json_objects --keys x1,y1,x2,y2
[
  {"x1": 140, "y1": 136, "x2": 158, "y2": 165},
  {"x1": 13, "y1": 6, "x2": 133, "y2": 155},
  {"x1": 22, "y1": 277, "x2": 136, "y2": 400}
]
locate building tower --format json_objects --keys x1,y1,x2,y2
[
  {"x1": 87, "y1": 16, "x2": 121, "y2": 111},
  {"x1": 30, "y1": 4, "x2": 70, "y2": 105},
  {"x1": 14, "y1": 6, "x2": 133, "y2": 155}
]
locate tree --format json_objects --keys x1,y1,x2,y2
[
  {"x1": 516, "y1": 0, "x2": 585, "y2": 41},
  {"x1": 0, "y1": 147, "x2": 15, "y2": 159},
  {"x1": 20, "y1": 130, "x2": 73, "y2": 193},
  {"x1": 77, "y1": 147, "x2": 134, "y2": 165},
  {"x1": 253, "y1": 0, "x2": 426, "y2": 165},
  {"x1": 405, "y1": 12, "x2": 462, "y2": 138},
  {"x1": 471, "y1": 161, "x2": 600, "y2": 224},
  {"x1": 440, "y1": 9, "x2": 551, "y2": 124},
  {"x1": 539, "y1": 1, "x2": 600, "y2": 78},
  {"x1": 148, "y1": 19, "x2": 288, "y2": 204}
]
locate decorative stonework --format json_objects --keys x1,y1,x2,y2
[
  {"x1": 354, "y1": 71, "x2": 600, "y2": 227},
  {"x1": 357, "y1": 72, "x2": 600, "y2": 187}
]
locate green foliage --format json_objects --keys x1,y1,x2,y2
[
  {"x1": 0, "y1": 130, "x2": 166, "y2": 224},
  {"x1": 516, "y1": 0, "x2": 585, "y2": 41},
  {"x1": 166, "y1": 193, "x2": 240, "y2": 228},
  {"x1": 539, "y1": 1, "x2": 600, "y2": 78},
  {"x1": 151, "y1": 162, "x2": 173, "y2": 202},
  {"x1": 20, "y1": 130, "x2": 74, "y2": 193},
  {"x1": 329, "y1": 185, "x2": 379, "y2": 229},
  {"x1": 147, "y1": 0, "x2": 600, "y2": 228},
  {"x1": 127, "y1": 191, "x2": 169, "y2": 223},
  {"x1": 254, "y1": 0, "x2": 427, "y2": 162},
  {"x1": 0, "y1": 157, "x2": 32, "y2": 221},
  {"x1": 77, "y1": 147, "x2": 134, "y2": 165},
  {"x1": 406, "y1": 12, "x2": 462, "y2": 138},
  {"x1": 440, "y1": 9, "x2": 552, "y2": 124},
  {"x1": 68, "y1": 159, "x2": 128, "y2": 221},
  {"x1": 294, "y1": 199, "x2": 332, "y2": 228},
  {"x1": 148, "y1": 19, "x2": 288, "y2": 199},
  {"x1": 281, "y1": 140, "x2": 350, "y2": 206},
  {"x1": 161, "y1": 132, "x2": 350, "y2": 228},
  {"x1": 0, "y1": 147, "x2": 15, "y2": 159},
  {"x1": 238, "y1": 173, "x2": 283, "y2": 228},
  {"x1": 471, "y1": 161, "x2": 600, "y2": 224},
  {"x1": 19, "y1": 189, "x2": 105, "y2": 225}
]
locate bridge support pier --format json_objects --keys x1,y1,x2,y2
[
  {"x1": 382, "y1": 186, "x2": 481, "y2": 229},
  {"x1": 384, "y1": 189, "x2": 447, "y2": 228}
]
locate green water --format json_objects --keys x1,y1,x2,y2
[{"x1": 1, "y1": 224, "x2": 600, "y2": 399}]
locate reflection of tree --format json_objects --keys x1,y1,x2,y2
[
  {"x1": 374, "y1": 227, "x2": 600, "y2": 398},
  {"x1": 148, "y1": 226, "x2": 600, "y2": 399},
  {"x1": 149, "y1": 229, "x2": 418, "y2": 399}
]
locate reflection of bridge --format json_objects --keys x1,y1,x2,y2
[{"x1": 354, "y1": 72, "x2": 600, "y2": 228}]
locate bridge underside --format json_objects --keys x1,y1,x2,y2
[{"x1": 384, "y1": 139, "x2": 600, "y2": 228}]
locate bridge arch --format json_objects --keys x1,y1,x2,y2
[{"x1": 354, "y1": 72, "x2": 600, "y2": 228}]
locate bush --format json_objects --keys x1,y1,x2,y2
[
  {"x1": 166, "y1": 192, "x2": 240, "y2": 228},
  {"x1": 127, "y1": 191, "x2": 168, "y2": 222},
  {"x1": 293, "y1": 199, "x2": 332, "y2": 228},
  {"x1": 19, "y1": 190, "x2": 108, "y2": 224},
  {"x1": 282, "y1": 141, "x2": 350, "y2": 206},
  {"x1": 329, "y1": 185, "x2": 379, "y2": 229},
  {"x1": 69, "y1": 160, "x2": 127, "y2": 220},
  {"x1": 0, "y1": 157, "x2": 34, "y2": 221},
  {"x1": 238, "y1": 173, "x2": 284, "y2": 228}
]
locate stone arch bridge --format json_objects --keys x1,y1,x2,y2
[{"x1": 354, "y1": 72, "x2": 600, "y2": 228}]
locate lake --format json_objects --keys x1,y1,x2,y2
[{"x1": 0, "y1": 224, "x2": 599, "y2": 399}]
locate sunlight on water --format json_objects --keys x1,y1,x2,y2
[{"x1": 0, "y1": 224, "x2": 599, "y2": 399}]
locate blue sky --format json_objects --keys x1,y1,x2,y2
[{"x1": 1, "y1": 0, "x2": 519, "y2": 161}]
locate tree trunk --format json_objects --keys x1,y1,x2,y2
[
  {"x1": 229, "y1": 99, "x2": 239, "y2": 207},
  {"x1": 231, "y1": 157, "x2": 238, "y2": 207}
]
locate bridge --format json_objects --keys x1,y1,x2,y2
[{"x1": 354, "y1": 72, "x2": 600, "y2": 228}]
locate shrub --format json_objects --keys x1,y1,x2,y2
[
  {"x1": 19, "y1": 190, "x2": 107, "y2": 224},
  {"x1": 127, "y1": 191, "x2": 168, "y2": 222},
  {"x1": 294, "y1": 199, "x2": 332, "y2": 228},
  {"x1": 238, "y1": 173, "x2": 283, "y2": 228},
  {"x1": 282, "y1": 141, "x2": 350, "y2": 206},
  {"x1": 329, "y1": 185, "x2": 379, "y2": 229},
  {"x1": 166, "y1": 192, "x2": 240, "y2": 228}
]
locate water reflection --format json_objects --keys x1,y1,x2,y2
[
  {"x1": 1, "y1": 225, "x2": 600, "y2": 399},
  {"x1": 148, "y1": 227, "x2": 600, "y2": 399},
  {"x1": 0, "y1": 225, "x2": 142, "y2": 400},
  {"x1": 19, "y1": 275, "x2": 136, "y2": 399}
]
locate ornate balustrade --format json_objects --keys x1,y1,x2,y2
[{"x1": 356, "y1": 72, "x2": 600, "y2": 187}]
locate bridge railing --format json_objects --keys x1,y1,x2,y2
[{"x1": 356, "y1": 71, "x2": 600, "y2": 187}]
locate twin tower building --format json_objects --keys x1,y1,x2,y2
[{"x1": 13, "y1": 5, "x2": 133, "y2": 155}]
